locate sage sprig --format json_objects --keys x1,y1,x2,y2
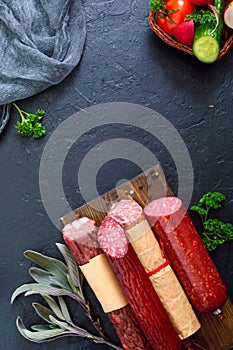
[
  {"x1": 16, "y1": 295, "x2": 122, "y2": 349},
  {"x1": 11, "y1": 244, "x2": 86, "y2": 307},
  {"x1": 12, "y1": 243, "x2": 122, "y2": 349}
]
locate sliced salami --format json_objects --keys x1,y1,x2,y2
[
  {"x1": 109, "y1": 199, "x2": 143, "y2": 226},
  {"x1": 98, "y1": 216, "x2": 128, "y2": 258}
]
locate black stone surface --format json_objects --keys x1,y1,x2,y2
[{"x1": 0, "y1": 0, "x2": 232, "y2": 349}]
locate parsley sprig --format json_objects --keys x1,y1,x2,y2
[
  {"x1": 185, "y1": 10, "x2": 217, "y2": 25},
  {"x1": 191, "y1": 192, "x2": 233, "y2": 251},
  {"x1": 13, "y1": 103, "x2": 46, "y2": 139},
  {"x1": 149, "y1": 0, "x2": 178, "y2": 23},
  {"x1": 150, "y1": 0, "x2": 167, "y2": 13}
]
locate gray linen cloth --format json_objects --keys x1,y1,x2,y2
[{"x1": 0, "y1": 0, "x2": 86, "y2": 133}]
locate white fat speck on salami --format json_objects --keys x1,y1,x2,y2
[
  {"x1": 109, "y1": 199, "x2": 142, "y2": 225},
  {"x1": 98, "y1": 217, "x2": 128, "y2": 258}
]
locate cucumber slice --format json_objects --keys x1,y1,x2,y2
[{"x1": 193, "y1": 35, "x2": 219, "y2": 63}]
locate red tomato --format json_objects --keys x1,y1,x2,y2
[{"x1": 157, "y1": 0, "x2": 195, "y2": 36}]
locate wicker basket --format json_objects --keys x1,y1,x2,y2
[{"x1": 148, "y1": 9, "x2": 233, "y2": 60}]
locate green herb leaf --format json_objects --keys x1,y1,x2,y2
[
  {"x1": 31, "y1": 270, "x2": 69, "y2": 291},
  {"x1": 56, "y1": 243, "x2": 82, "y2": 288},
  {"x1": 48, "y1": 315, "x2": 71, "y2": 331},
  {"x1": 223, "y1": 223, "x2": 233, "y2": 242},
  {"x1": 11, "y1": 283, "x2": 51, "y2": 304},
  {"x1": 25, "y1": 287, "x2": 73, "y2": 298},
  {"x1": 32, "y1": 302, "x2": 56, "y2": 324},
  {"x1": 150, "y1": 0, "x2": 163, "y2": 12},
  {"x1": 58, "y1": 296, "x2": 71, "y2": 321},
  {"x1": 13, "y1": 103, "x2": 46, "y2": 139},
  {"x1": 203, "y1": 192, "x2": 226, "y2": 209},
  {"x1": 29, "y1": 267, "x2": 54, "y2": 284},
  {"x1": 12, "y1": 245, "x2": 124, "y2": 350},
  {"x1": 190, "y1": 205, "x2": 207, "y2": 216},
  {"x1": 24, "y1": 250, "x2": 69, "y2": 288},
  {"x1": 191, "y1": 191, "x2": 232, "y2": 251},
  {"x1": 31, "y1": 325, "x2": 55, "y2": 331},
  {"x1": 203, "y1": 218, "x2": 223, "y2": 233},
  {"x1": 16, "y1": 317, "x2": 69, "y2": 343},
  {"x1": 29, "y1": 267, "x2": 70, "y2": 290},
  {"x1": 43, "y1": 296, "x2": 66, "y2": 321},
  {"x1": 185, "y1": 10, "x2": 217, "y2": 25}
]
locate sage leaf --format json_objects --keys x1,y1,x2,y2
[
  {"x1": 58, "y1": 296, "x2": 71, "y2": 321},
  {"x1": 56, "y1": 243, "x2": 82, "y2": 288},
  {"x1": 24, "y1": 250, "x2": 68, "y2": 286},
  {"x1": 29, "y1": 268, "x2": 70, "y2": 290},
  {"x1": 43, "y1": 296, "x2": 66, "y2": 320},
  {"x1": 48, "y1": 275, "x2": 71, "y2": 290},
  {"x1": 24, "y1": 287, "x2": 73, "y2": 298},
  {"x1": 67, "y1": 274, "x2": 79, "y2": 293},
  {"x1": 32, "y1": 302, "x2": 56, "y2": 323},
  {"x1": 16, "y1": 317, "x2": 69, "y2": 343},
  {"x1": 48, "y1": 315, "x2": 71, "y2": 331},
  {"x1": 29, "y1": 267, "x2": 53, "y2": 284},
  {"x1": 31, "y1": 325, "x2": 55, "y2": 331},
  {"x1": 11, "y1": 283, "x2": 46, "y2": 304}
]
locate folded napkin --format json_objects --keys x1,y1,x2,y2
[{"x1": 0, "y1": 0, "x2": 86, "y2": 133}]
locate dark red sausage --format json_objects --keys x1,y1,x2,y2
[
  {"x1": 144, "y1": 197, "x2": 227, "y2": 313},
  {"x1": 98, "y1": 216, "x2": 182, "y2": 350},
  {"x1": 62, "y1": 218, "x2": 152, "y2": 350},
  {"x1": 108, "y1": 199, "x2": 201, "y2": 340}
]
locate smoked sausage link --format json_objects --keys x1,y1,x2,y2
[
  {"x1": 62, "y1": 217, "x2": 152, "y2": 350},
  {"x1": 144, "y1": 197, "x2": 227, "y2": 313},
  {"x1": 108, "y1": 199, "x2": 201, "y2": 339},
  {"x1": 98, "y1": 216, "x2": 182, "y2": 350}
]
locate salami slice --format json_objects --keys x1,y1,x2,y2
[
  {"x1": 144, "y1": 197, "x2": 227, "y2": 313},
  {"x1": 97, "y1": 216, "x2": 128, "y2": 258},
  {"x1": 108, "y1": 199, "x2": 201, "y2": 340},
  {"x1": 62, "y1": 218, "x2": 152, "y2": 350},
  {"x1": 109, "y1": 199, "x2": 143, "y2": 227},
  {"x1": 98, "y1": 216, "x2": 182, "y2": 350}
]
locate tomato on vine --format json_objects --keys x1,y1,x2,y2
[{"x1": 150, "y1": 0, "x2": 195, "y2": 36}]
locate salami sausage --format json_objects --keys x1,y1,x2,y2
[
  {"x1": 144, "y1": 197, "x2": 227, "y2": 313},
  {"x1": 108, "y1": 199, "x2": 201, "y2": 340},
  {"x1": 98, "y1": 216, "x2": 182, "y2": 350},
  {"x1": 62, "y1": 217, "x2": 152, "y2": 350}
]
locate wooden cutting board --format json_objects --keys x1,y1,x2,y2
[{"x1": 61, "y1": 165, "x2": 233, "y2": 350}]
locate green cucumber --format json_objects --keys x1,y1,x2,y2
[
  {"x1": 193, "y1": 20, "x2": 223, "y2": 63},
  {"x1": 193, "y1": 0, "x2": 224, "y2": 63}
]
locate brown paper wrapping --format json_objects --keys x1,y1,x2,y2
[
  {"x1": 126, "y1": 219, "x2": 201, "y2": 340},
  {"x1": 80, "y1": 254, "x2": 128, "y2": 313}
]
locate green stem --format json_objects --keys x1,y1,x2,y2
[
  {"x1": 204, "y1": 206, "x2": 210, "y2": 223},
  {"x1": 13, "y1": 103, "x2": 26, "y2": 122},
  {"x1": 215, "y1": 231, "x2": 227, "y2": 240},
  {"x1": 157, "y1": 9, "x2": 178, "y2": 25},
  {"x1": 202, "y1": 232, "x2": 213, "y2": 241}
]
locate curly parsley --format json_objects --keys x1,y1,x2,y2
[
  {"x1": 185, "y1": 10, "x2": 217, "y2": 25},
  {"x1": 191, "y1": 192, "x2": 233, "y2": 251},
  {"x1": 150, "y1": 0, "x2": 166, "y2": 13},
  {"x1": 149, "y1": 0, "x2": 177, "y2": 19},
  {"x1": 14, "y1": 103, "x2": 46, "y2": 139}
]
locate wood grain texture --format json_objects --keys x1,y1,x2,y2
[{"x1": 61, "y1": 165, "x2": 233, "y2": 350}]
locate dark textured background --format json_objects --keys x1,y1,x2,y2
[{"x1": 0, "y1": 0, "x2": 232, "y2": 349}]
